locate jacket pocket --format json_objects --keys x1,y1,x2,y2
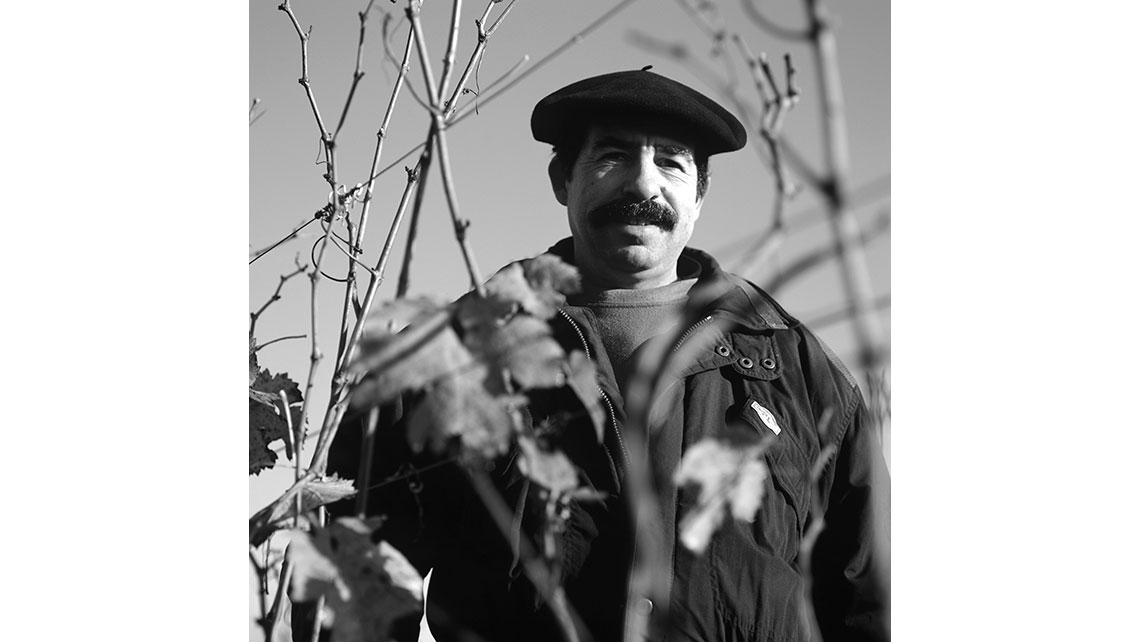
[{"x1": 739, "y1": 395, "x2": 810, "y2": 549}]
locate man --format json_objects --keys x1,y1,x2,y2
[{"x1": 318, "y1": 69, "x2": 890, "y2": 642}]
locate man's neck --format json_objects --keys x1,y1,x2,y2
[
  {"x1": 580, "y1": 268, "x2": 678, "y2": 293},
  {"x1": 576, "y1": 252, "x2": 701, "y2": 293}
]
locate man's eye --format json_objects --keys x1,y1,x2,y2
[{"x1": 657, "y1": 158, "x2": 685, "y2": 170}]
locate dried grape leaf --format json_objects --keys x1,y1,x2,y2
[
  {"x1": 249, "y1": 334, "x2": 259, "y2": 386},
  {"x1": 516, "y1": 435, "x2": 580, "y2": 497},
  {"x1": 349, "y1": 317, "x2": 475, "y2": 410},
  {"x1": 522, "y1": 254, "x2": 581, "y2": 317},
  {"x1": 493, "y1": 316, "x2": 566, "y2": 388},
  {"x1": 358, "y1": 296, "x2": 448, "y2": 339},
  {"x1": 477, "y1": 256, "x2": 580, "y2": 320},
  {"x1": 457, "y1": 285, "x2": 517, "y2": 330},
  {"x1": 673, "y1": 438, "x2": 767, "y2": 555},
  {"x1": 249, "y1": 475, "x2": 358, "y2": 547},
  {"x1": 407, "y1": 366, "x2": 515, "y2": 458},
  {"x1": 249, "y1": 369, "x2": 302, "y2": 475},
  {"x1": 289, "y1": 518, "x2": 422, "y2": 642},
  {"x1": 482, "y1": 262, "x2": 545, "y2": 317},
  {"x1": 465, "y1": 315, "x2": 567, "y2": 392}
]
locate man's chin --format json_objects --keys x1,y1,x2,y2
[
  {"x1": 592, "y1": 219, "x2": 673, "y2": 232},
  {"x1": 592, "y1": 222, "x2": 669, "y2": 245},
  {"x1": 602, "y1": 244, "x2": 660, "y2": 271}
]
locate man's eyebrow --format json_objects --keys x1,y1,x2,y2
[
  {"x1": 591, "y1": 136, "x2": 694, "y2": 159},
  {"x1": 657, "y1": 144, "x2": 694, "y2": 159},
  {"x1": 592, "y1": 136, "x2": 638, "y2": 151}
]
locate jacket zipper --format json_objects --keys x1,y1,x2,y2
[
  {"x1": 672, "y1": 315, "x2": 714, "y2": 353},
  {"x1": 557, "y1": 308, "x2": 629, "y2": 470},
  {"x1": 665, "y1": 313, "x2": 714, "y2": 592}
]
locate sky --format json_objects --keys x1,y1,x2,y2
[{"x1": 249, "y1": 1, "x2": 888, "y2": 635}]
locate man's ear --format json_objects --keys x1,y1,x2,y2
[
  {"x1": 548, "y1": 157, "x2": 568, "y2": 206},
  {"x1": 693, "y1": 174, "x2": 707, "y2": 217}
]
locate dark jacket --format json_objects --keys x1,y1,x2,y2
[{"x1": 321, "y1": 240, "x2": 890, "y2": 642}]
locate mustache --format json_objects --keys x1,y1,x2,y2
[{"x1": 587, "y1": 196, "x2": 677, "y2": 230}]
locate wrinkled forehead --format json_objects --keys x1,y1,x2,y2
[{"x1": 581, "y1": 122, "x2": 698, "y2": 159}]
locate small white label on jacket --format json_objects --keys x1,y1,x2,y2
[{"x1": 749, "y1": 401, "x2": 781, "y2": 435}]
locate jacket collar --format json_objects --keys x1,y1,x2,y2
[{"x1": 544, "y1": 237, "x2": 790, "y2": 333}]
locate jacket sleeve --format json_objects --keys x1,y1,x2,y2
[{"x1": 810, "y1": 391, "x2": 891, "y2": 642}]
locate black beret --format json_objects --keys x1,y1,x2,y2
[{"x1": 531, "y1": 68, "x2": 747, "y2": 156}]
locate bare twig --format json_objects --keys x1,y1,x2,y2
[
  {"x1": 804, "y1": 0, "x2": 886, "y2": 375},
  {"x1": 251, "y1": 550, "x2": 269, "y2": 623},
  {"x1": 450, "y1": 0, "x2": 643, "y2": 124},
  {"x1": 433, "y1": 122, "x2": 486, "y2": 295},
  {"x1": 263, "y1": 546, "x2": 295, "y2": 642},
  {"x1": 277, "y1": 0, "x2": 359, "y2": 493},
  {"x1": 729, "y1": 36, "x2": 800, "y2": 281},
  {"x1": 396, "y1": 131, "x2": 435, "y2": 297},
  {"x1": 435, "y1": 0, "x2": 466, "y2": 104},
  {"x1": 310, "y1": 305, "x2": 452, "y2": 475},
  {"x1": 355, "y1": 13, "x2": 415, "y2": 258},
  {"x1": 672, "y1": 0, "x2": 742, "y2": 92},
  {"x1": 359, "y1": 48, "x2": 527, "y2": 184},
  {"x1": 354, "y1": 0, "x2": 637, "y2": 189},
  {"x1": 257, "y1": 335, "x2": 308, "y2": 352},
  {"x1": 445, "y1": 52, "x2": 527, "y2": 122},
  {"x1": 324, "y1": 10, "x2": 415, "y2": 381},
  {"x1": 250, "y1": 217, "x2": 321, "y2": 266},
  {"x1": 278, "y1": 1, "x2": 332, "y2": 148},
  {"x1": 354, "y1": 406, "x2": 381, "y2": 517},
  {"x1": 719, "y1": 174, "x2": 890, "y2": 263},
  {"x1": 466, "y1": 466, "x2": 588, "y2": 642},
  {"x1": 627, "y1": 29, "x2": 817, "y2": 189},
  {"x1": 250, "y1": 264, "x2": 309, "y2": 336},
  {"x1": 292, "y1": 208, "x2": 341, "y2": 484},
  {"x1": 620, "y1": 289, "x2": 734, "y2": 642},
  {"x1": 382, "y1": 12, "x2": 433, "y2": 112},
  {"x1": 761, "y1": 209, "x2": 890, "y2": 295},
  {"x1": 742, "y1": 0, "x2": 813, "y2": 41},
  {"x1": 250, "y1": 97, "x2": 266, "y2": 126},
  {"x1": 333, "y1": 0, "x2": 377, "y2": 139},
  {"x1": 337, "y1": 165, "x2": 421, "y2": 374},
  {"x1": 442, "y1": 0, "x2": 519, "y2": 119},
  {"x1": 280, "y1": 389, "x2": 301, "y2": 485},
  {"x1": 802, "y1": 293, "x2": 890, "y2": 331},
  {"x1": 672, "y1": 0, "x2": 725, "y2": 42},
  {"x1": 408, "y1": 0, "x2": 442, "y2": 108},
  {"x1": 318, "y1": 223, "x2": 380, "y2": 277},
  {"x1": 310, "y1": 594, "x2": 327, "y2": 642},
  {"x1": 441, "y1": 1, "x2": 496, "y2": 118},
  {"x1": 284, "y1": 387, "x2": 306, "y2": 563}
]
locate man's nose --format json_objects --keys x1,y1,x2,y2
[{"x1": 622, "y1": 154, "x2": 663, "y2": 201}]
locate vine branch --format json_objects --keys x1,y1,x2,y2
[
  {"x1": 435, "y1": 0, "x2": 466, "y2": 105},
  {"x1": 278, "y1": 1, "x2": 332, "y2": 149},
  {"x1": 449, "y1": 0, "x2": 643, "y2": 125},
  {"x1": 256, "y1": 335, "x2": 308, "y2": 352},
  {"x1": 333, "y1": 0, "x2": 376, "y2": 139},
  {"x1": 741, "y1": 0, "x2": 813, "y2": 41},
  {"x1": 442, "y1": 0, "x2": 519, "y2": 119},
  {"x1": 803, "y1": 0, "x2": 886, "y2": 375},
  {"x1": 250, "y1": 263, "x2": 308, "y2": 337},
  {"x1": 761, "y1": 209, "x2": 890, "y2": 295}
]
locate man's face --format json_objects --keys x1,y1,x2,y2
[{"x1": 552, "y1": 123, "x2": 705, "y2": 289}]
